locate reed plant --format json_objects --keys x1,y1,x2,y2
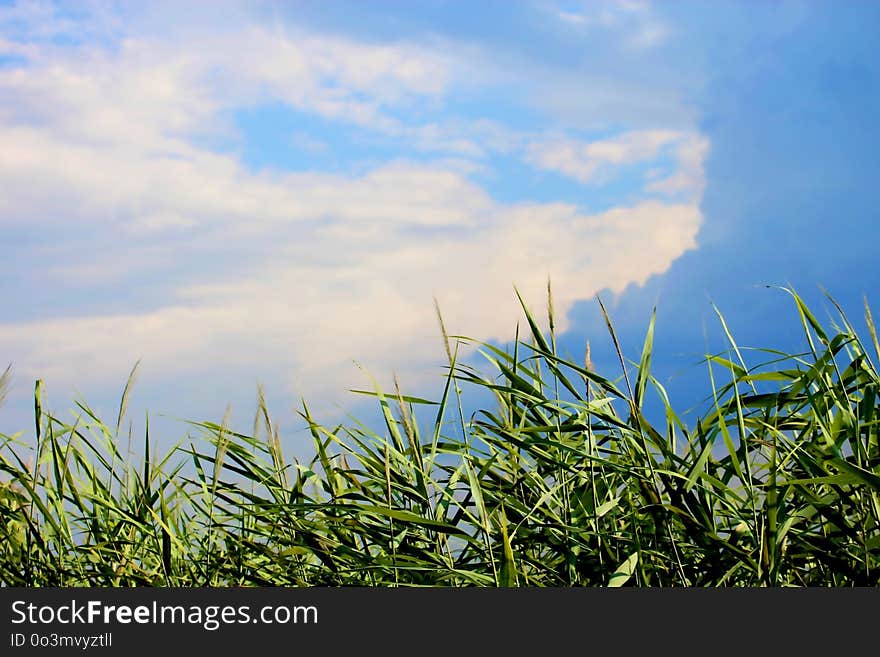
[{"x1": 1, "y1": 287, "x2": 878, "y2": 586}]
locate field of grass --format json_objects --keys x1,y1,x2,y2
[{"x1": 1, "y1": 286, "x2": 879, "y2": 586}]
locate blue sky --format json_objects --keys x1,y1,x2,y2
[{"x1": 1, "y1": 0, "x2": 878, "y2": 452}]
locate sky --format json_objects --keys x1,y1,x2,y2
[{"x1": 1, "y1": 0, "x2": 879, "y2": 455}]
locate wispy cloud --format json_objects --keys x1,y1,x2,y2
[
  {"x1": 546, "y1": 0, "x2": 670, "y2": 50},
  {"x1": 646, "y1": 133, "x2": 710, "y2": 201},
  {"x1": 526, "y1": 129, "x2": 689, "y2": 184}
]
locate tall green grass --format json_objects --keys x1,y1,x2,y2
[{"x1": 1, "y1": 287, "x2": 879, "y2": 586}]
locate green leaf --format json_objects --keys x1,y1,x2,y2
[
  {"x1": 498, "y1": 507, "x2": 518, "y2": 587},
  {"x1": 608, "y1": 552, "x2": 639, "y2": 587},
  {"x1": 349, "y1": 389, "x2": 439, "y2": 405},
  {"x1": 634, "y1": 308, "x2": 656, "y2": 411},
  {"x1": 355, "y1": 505, "x2": 469, "y2": 535}
]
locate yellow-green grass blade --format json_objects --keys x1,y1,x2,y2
[{"x1": 607, "y1": 552, "x2": 638, "y2": 587}]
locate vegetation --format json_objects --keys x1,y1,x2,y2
[{"x1": 1, "y1": 286, "x2": 879, "y2": 586}]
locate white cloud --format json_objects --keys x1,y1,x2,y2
[
  {"x1": 0, "y1": 13, "x2": 456, "y2": 152},
  {"x1": 0, "y1": 1, "x2": 708, "y2": 416},
  {"x1": 646, "y1": 133, "x2": 710, "y2": 201},
  {"x1": 0, "y1": 0, "x2": 121, "y2": 43},
  {"x1": 526, "y1": 129, "x2": 685, "y2": 184},
  {"x1": 548, "y1": 0, "x2": 670, "y2": 49},
  {"x1": 627, "y1": 21, "x2": 670, "y2": 50},
  {"x1": 526, "y1": 130, "x2": 709, "y2": 202},
  {"x1": 556, "y1": 11, "x2": 589, "y2": 26},
  {"x1": 0, "y1": 190, "x2": 701, "y2": 402}
]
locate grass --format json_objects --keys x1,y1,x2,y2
[{"x1": 1, "y1": 286, "x2": 879, "y2": 586}]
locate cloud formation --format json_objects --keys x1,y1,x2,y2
[
  {"x1": 527, "y1": 130, "x2": 709, "y2": 202},
  {"x1": 0, "y1": 1, "x2": 708, "y2": 416},
  {"x1": 548, "y1": 0, "x2": 671, "y2": 50}
]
